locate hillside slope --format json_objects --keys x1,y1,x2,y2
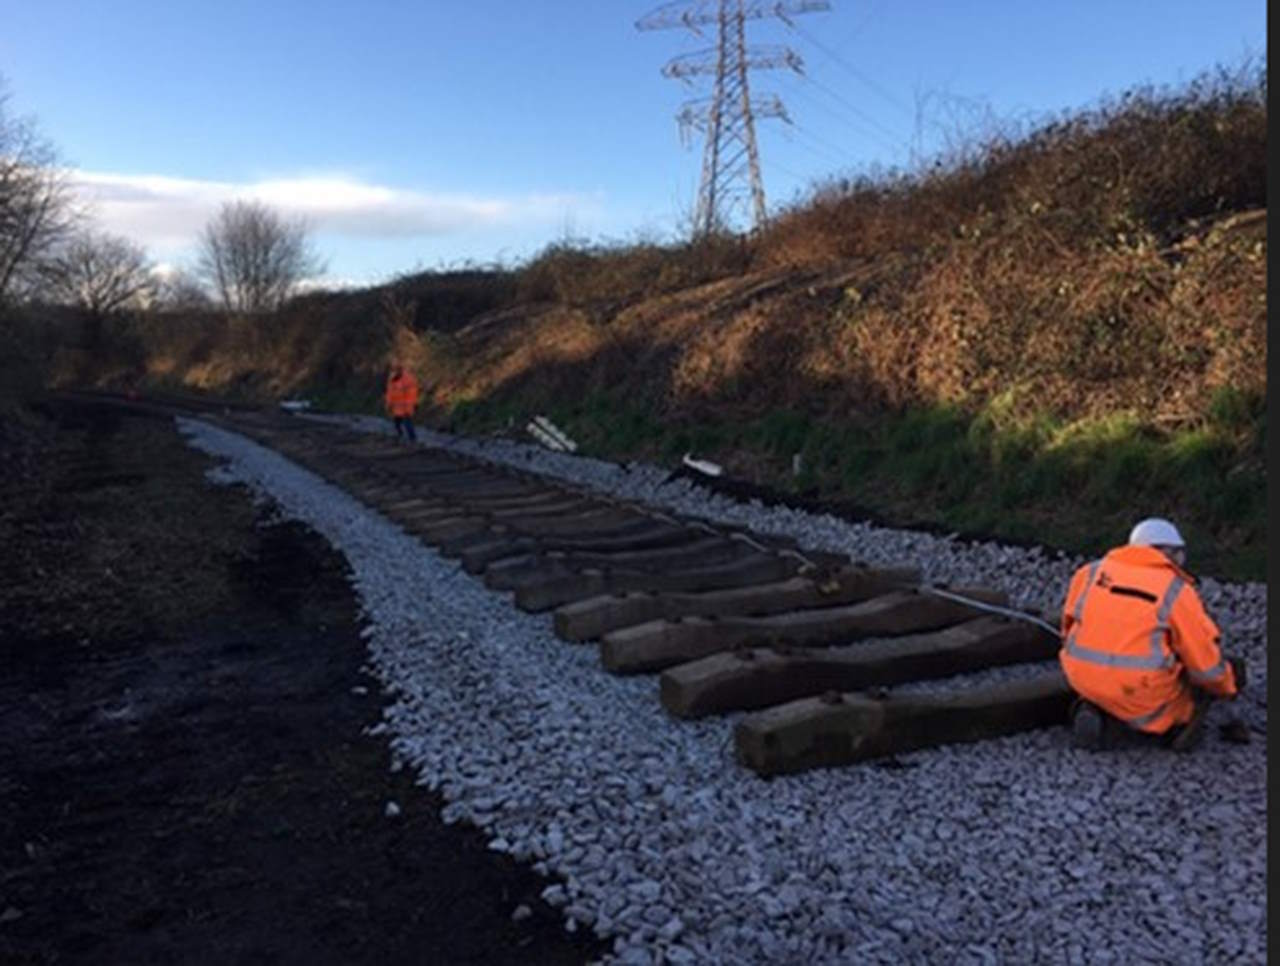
[{"x1": 46, "y1": 66, "x2": 1267, "y2": 578}]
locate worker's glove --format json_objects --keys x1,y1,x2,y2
[{"x1": 1228, "y1": 655, "x2": 1247, "y2": 692}]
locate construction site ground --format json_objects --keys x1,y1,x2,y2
[{"x1": 0, "y1": 398, "x2": 607, "y2": 964}]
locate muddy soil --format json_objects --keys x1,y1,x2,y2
[{"x1": 0, "y1": 399, "x2": 607, "y2": 964}]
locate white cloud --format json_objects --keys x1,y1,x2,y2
[{"x1": 67, "y1": 169, "x2": 601, "y2": 257}]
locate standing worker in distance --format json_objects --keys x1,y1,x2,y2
[
  {"x1": 1059, "y1": 517, "x2": 1243, "y2": 751},
  {"x1": 384, "y1": 360, "x2": 421, "y2": 444}
]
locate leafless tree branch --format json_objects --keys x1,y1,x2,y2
[
  {"x1": 153, "y1": 266, "x2": 213, "y2": 311},
  {"x1": 197, "y1": 199, "x2": 324, "y2": 314},
  {"x1": 0, "y1": 80, "x2": 76, "y2": 303},
  {"x1": 39, "y1": 229, "x2": 156, "y2": 317}
]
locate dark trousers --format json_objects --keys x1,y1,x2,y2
[
  {"x1": 1079, "y1": 688, "x2": 1220, "y2": 750},
  {"x1": 392, "y1": 416, "x2": 416, "y2": 442}
]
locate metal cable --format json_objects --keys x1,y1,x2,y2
[
  {"x1": 910, "y1": 585, "x2": 1062, "y2": 639},
  {"x1": 364, "y1": 430, "x2": 1059, "y2": 637}
]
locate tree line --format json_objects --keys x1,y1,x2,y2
[{"x1": 0, "y1": 80, "x2": 322, "y2": 319}]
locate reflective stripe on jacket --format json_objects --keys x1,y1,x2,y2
[
  {"x1": 1058, "y1": 544, "x2": 1236, "y2": 733},
  {"x1": 385, "y1": 372, "x2": 420, "y2": 417}
]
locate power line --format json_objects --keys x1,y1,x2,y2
[
  {"x1": 777, "y1": 72, "x2": 908, "y2": 158},
  {"x1": 776, "y1": 132, "x2": 848, "y2": 171},
  {"x1": 637, "y1": 0, "x2": 832, "y2": 235},
  {"x1": 787, "y1": 122, "x2": 863, "y2": 166},
  {"x1": 779, "y1": 76, "x2": 885, "y2": 149},
  {"x1": 764, "y1": 154, "x2": 820, "y2": 185},
  {"x1": 836, "y1": 0, "x2": 884, "y2": 49},
  {"x1": 789, "y1": 19, "x2": 915, "y2": 120},
  {"x1": 799, "y1": 73, "x2": 912, "y2": 150}
]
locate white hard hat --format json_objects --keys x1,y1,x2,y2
[{"x1": 1128, "y1": 517, "x2": 1185, "y2": 548}]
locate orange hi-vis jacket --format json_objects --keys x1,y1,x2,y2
[
  {"x1": 1059, "y1": 544, "x2": 1237, "y2": 734},
  {"x1": 384, "y1": 370, "x2": 420, "y2": 418}
]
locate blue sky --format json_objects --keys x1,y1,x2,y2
[{"x1": 0, "y1": 1, "x2": 1265, "y2": 286}]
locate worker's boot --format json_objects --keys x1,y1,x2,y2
[
  {"x1": 1228, "y1": 655, "x2": 1247, "y2": 691},
  {"x1": 1168, "y1": 700, "x2": 1210, "y2": 753},
  {"x1": 1070, "y1": 699, "x2": 1106, "y2": 751}
]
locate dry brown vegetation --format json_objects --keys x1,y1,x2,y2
[
  {"x1": 410, "y1": 64, "x2": 1265, "y2": 431},
  {"x1": 54, "y1": 64, "x2": 1263, "y2": 431}
]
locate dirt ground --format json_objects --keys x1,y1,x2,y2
[{"x1": 0, "y1": 398, "x2": 607, "y2": 964}]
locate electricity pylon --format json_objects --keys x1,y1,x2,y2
[{"x1": 637, "y1": 0, "x2": 830, "y2": 236}]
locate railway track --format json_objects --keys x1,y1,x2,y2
[{"x1": 59, "y1": 392, "x2": 1074, "y2": 774}]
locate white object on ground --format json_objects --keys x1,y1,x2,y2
[
  {"x1": 526, "y1": 415, "x2": 577, "y2": 453},
  {"x1": 526, "y1": 421, "x2": 566, "y2": 452},
  {"x1": 681, "y1": 453, "x2": 722, "y2": 477},
  {"x1": 533, "y1": 416, "x2": 577, "y2": 453}
]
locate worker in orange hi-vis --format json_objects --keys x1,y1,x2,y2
[
  {"x1": 1059, "y1": 517, "x2": 1244, "y2": 752},
  {"x1": 384, "y1": 361, "x2": 421, "y2": 444}
]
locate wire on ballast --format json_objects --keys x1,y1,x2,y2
[
  {"x1": 403, "y1": 438, "x2": 1060, "y2": 639},
  {"x1": 651, "y1": 511, "x2": 1057, "y2": 637},
  {"x1": 685, "y1": 519, "x2": 824, "y2": 570},
  {"x1": 912, "y1": 585, "x2": 1063, "y2": 639}
]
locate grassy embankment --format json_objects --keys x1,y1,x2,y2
[{"x1": 41, "y1": 65, "x2": 1267, "y2": 580}]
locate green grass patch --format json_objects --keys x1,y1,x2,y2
[
  {"x1": 301, "y1": 382, "x2": 383, "y2": 416},
  {"x1": 448, "y1": 395, "x2": 527, "y2": 434},
  {"x1": 1205, "y1": 385, "x2": 1265, "y2": 434},
  {"x1": 440, "y1": 391, "x2": 1264, "y2": 581}
]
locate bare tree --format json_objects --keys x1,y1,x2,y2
[
  {"x1": 197, "y1": 199, "x2": 323, "y2": 314},
  {"x1": 40, "y1": 230, "x2": 156, "y2": 317},
  {"x1": 0, "y1": 80, "x2": 75, "y2": 302},
  {"x1": 153, "y1": 266, "x2": 213, "y2": 311}
]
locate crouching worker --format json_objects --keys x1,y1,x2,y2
[
  {"x1": 384, "y1": 361, "x2": 421, "y2": 443},
  {"x1": 1059, "y1": 517, "x2": 1244, "y2": 752}
]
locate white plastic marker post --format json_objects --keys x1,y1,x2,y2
[
  {"x1": 526, "y1": 420, "x2": 567, "y2": 451},
  {"x1": 682, "y1": 453, "x2": 723, "y2": 477},
  {"x1": 533, "y1": 416, "x2": 578, "y2": 453}
]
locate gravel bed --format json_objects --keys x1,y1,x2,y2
[{"x1": 183, "y1": 417, "x2": 1267, "y2": 964}]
